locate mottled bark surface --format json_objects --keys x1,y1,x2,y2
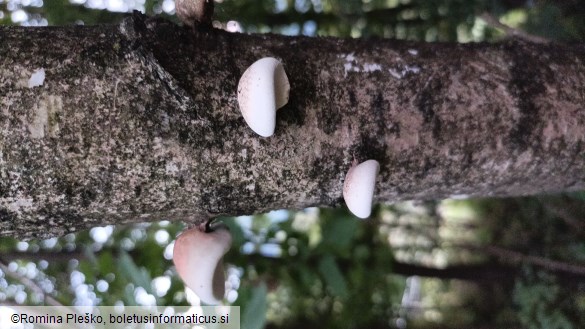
[{"x1": 0, "y1": 12, "x2": 584, "y2": 239}]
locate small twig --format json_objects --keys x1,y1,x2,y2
[
  {"x1": 480, "y1": 12, "x2": 549, "y2": 43},
  {"x1": 458, "y1": 244, "x2": 585, "y2": 276},
  {"x1": 541, "y1": 202, "x2": 585, "y2": 232},
  {"x1": 0, "y1": 258, "x2": 63, "y2": 306}
]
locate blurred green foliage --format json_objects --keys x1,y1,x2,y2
[
  {"x1": 1, "y1": 1, "x2": 585, "y2": 328},
  {"x1": 514, "y1": 270, "x2": 574, "y2": 329},
  {"x1": 1, "y1": 0, "x2": 584, "y2": 41}
]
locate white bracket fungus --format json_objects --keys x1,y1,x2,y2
[
  {"x1": 237, "y1": 57, "x2": 290, "y2": 137},
  {"x1": 172, "y1": 224, "x2": 232, "y2": 304},
  {"x1": 343, "y1": 159, "x2": 380, "y2": 219}
]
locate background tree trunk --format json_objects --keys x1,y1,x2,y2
[{"x1": 1, "y1": 12, "x2": 584, "y2": 239}]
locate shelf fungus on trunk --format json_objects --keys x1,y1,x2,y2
[
  {"x1": 343, "y1": 159, "x2": 380, "y2": 219},
  {"x1": 237, "y1": 57, "x2": 290, "y2": 137},
  {"x1": 172, "y1": 223, "x2": 232, "y2": 304}
]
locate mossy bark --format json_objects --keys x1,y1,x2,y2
[{"x1": 1, "y1": 12, "x2": 584, "y2": 239}]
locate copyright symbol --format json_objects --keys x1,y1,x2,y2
[{"x1": 11, "y1": 314, "x2": 19, "y2": 323}]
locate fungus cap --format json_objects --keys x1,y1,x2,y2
[
  {"x1": 237, "y1": 57, "x2": 290, "y2": 137},
  {"x1": 343, "y1": 159, "x2": 380, "y2": 218}
]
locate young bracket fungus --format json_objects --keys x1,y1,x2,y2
[
  {"x1": 172, "y1": 223, "x2": 232, "y2": 304},
  {"x1": 343, "y1": 159, "x2": 380, "y2": 219},
  {"x1": 237, "y1": 57, "x2": 290, "y2": 137}
]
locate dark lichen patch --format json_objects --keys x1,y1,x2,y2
[
  {"x1": 316, "y1": 80, "x2": 343, "y2": 135},
  {"x1": 461, "y1": 150, "x2": 474, "y2": 171},
  {"x1": 357, "y1": 133, "x2": 389, "y2": 166},
  {"x1": 0, "y1": 178, "x2": 9, "y2": 198},
  {"x1": 432, "y1": 117, "x2": 442, "y2": 141},
  {"x1": 504, "y1": 41, "x2": 547, "y2": 151},
  {"x1": 307, "y1": 145, "x2": 346, "y2": 203},
  {"x1": 508, "y1": 108, "x2": 538, "y2": 150},
  {"x1": 277, "y1": 65, "x2": 314, "y2": 129},
  {"x1": 80, "y1": 188, "x2": 97, "y2": 207},
  {"x1": 388, "y1": 123, "x2": 400, "y2": 136},
  {"x1": 416, "y1": 157, "x2": 438, "y2": 180},
  {"x1": 79, "y1": 41, "x2": 123, "y2": 69},
  {"x1": 370, "y1": 91, "x2": 390, "y2": 136},
  {"x1": 177, "y1": 129, "x2": 192, "y2": 144},
  {"x1": 415, "y1": 78, "x2": 444, "y2": 141},
  {"x1": 134, "y1": 185, "x2": 142, "y2": 197},
  {"x1": 280, "y1": 169, "x2": 294, "y2": 183},
  {"x1": 276, "y1": 101, "x2": 301, "y2": 129},
  {"x1": 40, "y1": 210, "x2": 86, "y2": 235},
  {"x1": 275, "y1": 42, "x2": 325, "y2": 127},
  {"x1": 0, "y1": 209, "x2": 15, "y2": 224},
  {"x1": 416, "y1": 78, "x2": 442, "y2": 124},
  {"x1": 371, "y1": 92, "x2": 385, "y2": 113},
  {"x1": 349, "y1": 90, "x2": 358, "y2": 108},
  {"x1": 202, "y1": 181, "x2": 268, "y2": 215},
  {"x1": 54, "y1": 178, "x2": 97, "y2": 208}
]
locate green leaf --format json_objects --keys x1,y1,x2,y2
[
  {"x1": 124, "y1": 283, "x2": 137, "y2": 305},
  {"x1": 568, "y1": 191, "x2": 585, "y2": 201},
  {"x1": 319, "y1": 214, "x2": 359, "y2": 252},
  {"x1": 220, "y1": 217, "x2": 247, "y2": 246},
  {"x1": 118, "y1": 250, "x2": 154, "y2": 296},
  {"x1": 82, "y1": 245, "x2": 98, "y2": 265},
  {"x1": 241, "y1": 283, "x2": 268, "y2": 329},
  {"x1": 318, "y1": 255, "x2": 348, "y2": 298}
]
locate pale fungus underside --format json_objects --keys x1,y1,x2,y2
[{"x1": 172, "y1": 224, "x2": 232, "y2": 304}]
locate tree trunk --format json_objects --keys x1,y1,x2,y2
[{"x1": 1, "y1": 12, "x2": 584, "y2": 239}]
